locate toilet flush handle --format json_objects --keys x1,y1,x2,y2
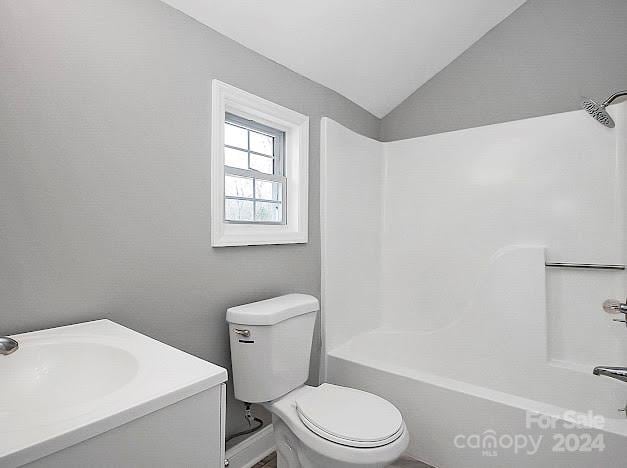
[{"x1": 233, "y1": 328, "x2": 251, "y2": 338}]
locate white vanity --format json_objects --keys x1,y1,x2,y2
[{"x1": 0, "y1": 320, "x2": 227, "y2": 468}]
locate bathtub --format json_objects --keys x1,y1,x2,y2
[
  {"x1": 327, "y1": 331, "x2": 627, "y2": 468},
  {"x1": 324, "y1": 248, "x2": 627, "y2": 467}
]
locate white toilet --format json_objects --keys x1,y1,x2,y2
[{"x1": 227, "y1": 294, "x2": 409, "y2": 468}]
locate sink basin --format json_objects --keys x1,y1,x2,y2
[
  {"x1": 0, "y1": 320, "x2": 227, "y2": 467},
  {"x1": 0, "y1": 340, "x2": 138, "y2": 422}
]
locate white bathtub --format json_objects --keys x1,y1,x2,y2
[
  {"x1": 327, "y1": 328, "x2": 627, "y2": 468},
  {"x1": 324, "y1": 248, "x2": 627, "y2": 467}
]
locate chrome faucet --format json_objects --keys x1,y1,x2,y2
[
  {"x1": 593, "y1": 366, "x2": 627, "y2": 383},
  {"x1": 0, "y1": 336, "x2": 18, "y2": 355}
]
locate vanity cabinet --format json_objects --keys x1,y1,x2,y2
[
  {"x1": 2, "y1": 320, "x2": 228, "y2": 468},
  {"x1": 22, "y1": 384, "x2": 227, "y2": 468}
]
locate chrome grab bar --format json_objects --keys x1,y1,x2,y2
[{"x1": 545, "y1": 262, "x2": 625, "y2": 270}]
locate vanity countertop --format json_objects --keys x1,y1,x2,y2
[{"x1": 0, "y1": 319, "x2": 227, "y2": 467}]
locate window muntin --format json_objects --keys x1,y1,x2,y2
[{"x1": 223, "y1": 113, "x2": 286, "y2": 224}]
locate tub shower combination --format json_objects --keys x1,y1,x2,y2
[{"x1": 321, "y1": 100, "x2": 627, "y2": 467}]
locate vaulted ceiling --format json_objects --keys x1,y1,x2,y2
[{"x1": 161, "y1": 0, "x2": 527, "y2": 118}]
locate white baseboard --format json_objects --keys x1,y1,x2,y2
[{"x1": 225, "y1": 424, "x2": 275, "y2": 468}]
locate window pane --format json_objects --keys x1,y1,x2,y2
[
  {"x1": 250, "y1": 131, "x2": 274, "y2": 156},
  {"x1": 224, "y1": 147, "x2": 248, "y2": 169},
  {"x1": 225, "y1": 198, "x2": 253, "y2": 221},
  {"x1": 225, "y1": 174, "x2": 253, "y2": 198},
  {"x1": 225, "y1": 123, "x2": 248, "y2": 149},
  {"x1": 250, "y1": 154, "x2": 273, "y2": 174},
  {"x1": 255, "y1": 179, "x2": 282, "y2": 201},
  {"x1": 255, "y1": 201, "x2": 282, "y2": 222}
]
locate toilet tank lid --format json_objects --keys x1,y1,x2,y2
[{"x1": 226, "y1": 294, "x2": 319, "y2": 326}]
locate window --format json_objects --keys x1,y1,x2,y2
[
  {"x1": 211, "y1": 80, "x2": 309, "y2": 247},
  {"x1": 224, "y1": 113, "x2": 286, "y2": 224}
]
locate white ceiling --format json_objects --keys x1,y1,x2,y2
[{"x1": 161, "y1": 0, "x2": 526, "y2": 118}]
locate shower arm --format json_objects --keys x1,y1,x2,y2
[{"x1": 602, "y1": 90, "x2": 627, "y2": 107}]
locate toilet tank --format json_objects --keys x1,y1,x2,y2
[{"x1": 226, "y1": 294, "x2": 319, "y2": 403}]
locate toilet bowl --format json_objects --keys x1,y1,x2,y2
[
  {"x1": 227, "y1": 294, "x2": 409, "y2": 467},
  {"x1": 266, "y1": 384, "x2": 409, "y2": 468}
]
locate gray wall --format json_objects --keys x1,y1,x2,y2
[
  {"x1": 0, "y1": 0, "x2": 378, "y2": 438},
  {"x1": 381, "y1": 0, "x2": 627, "y2": 141}
]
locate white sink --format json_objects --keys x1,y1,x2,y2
[
  {"x1": 0, "y1": 320, "x2": 227, "y2": 467},
  {"x1": 1, "y1": 340, "x2": 138, "y2": 423}
]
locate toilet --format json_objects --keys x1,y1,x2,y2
[{"x1": 227, "y1": 294, "x2": 409, "y2": 468}]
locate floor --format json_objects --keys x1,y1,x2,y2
[
  {"x1": 251, "y1": 452, "x2": 277, "y2": 468},
  {"x1": 388, "y1": 456, "x2": 434, "y2": 468},
  {"x1": 252, "y1": 453, "x2": 434, "y2": 468}
]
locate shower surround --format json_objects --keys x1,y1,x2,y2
[{"x1": 320, "y1": 102, "x2": 627, "y2": 467}]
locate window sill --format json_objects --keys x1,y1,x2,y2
[{"x1": 212, "y1": 223, "x2": 308, "y2": 247}]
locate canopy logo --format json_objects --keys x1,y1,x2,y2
[
  {"x1": 453, "y1": 410, "x2": 606, "y2": 457},
  {"x1": 453, "y1": 430, "x2": 542, "y2": 457}
]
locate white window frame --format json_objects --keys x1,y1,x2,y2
[{"x1": 211, "y1": 80, "x2": 309, "y2": 247}]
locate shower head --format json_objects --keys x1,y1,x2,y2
[
  {"x1": 581, "y1": 90, "x2": 627, "y2": 128},
  {"x1": 581, "y1": 98, "x2": 615, "y2": 128}
]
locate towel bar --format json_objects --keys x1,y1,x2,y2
[{"x1": 545, "y1": 262, "x2": 625, "y2": 270}]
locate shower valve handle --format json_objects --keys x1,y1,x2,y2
[
  {"x1": 602, "y1": 299, "x2": 627, "y2": 315},
  {"x1": 603, "y1": 299, "x2": 627, "y2": 328}
]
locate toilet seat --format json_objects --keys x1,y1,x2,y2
[
  {"x1": 294, "y1": 384, "x2": 404, "y2": 448},
  {"x1": 266, "y1": 385, "x2": 409, "y2": 466}
]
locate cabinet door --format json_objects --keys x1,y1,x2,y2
[{"x1": 24, "y1": 386, "x2": 225, "y2": 468}]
